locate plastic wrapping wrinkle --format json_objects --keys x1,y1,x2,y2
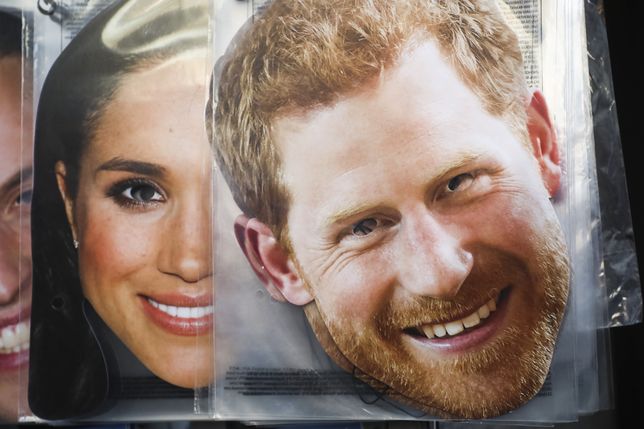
[{"x1": 585, "y1": 0, "x2": 643, "y2": 328}]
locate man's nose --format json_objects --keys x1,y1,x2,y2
[
  {"x1": 397, "y1": 211, "x2": 473, "y2": 300},
  {"x1": 0, "y1": 229, "x2": 20, "y2": 304},
  {"x1": 157, "y1": 198, "x2": 213, "y2": 283}
]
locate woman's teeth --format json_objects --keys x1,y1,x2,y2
[
  {"x1": 0, "y1": 320, "x2": 30, "y2": 354},
  {"x1": 419, "y1": 297, "x2": 498, "y2": 339},
  {"x1": 147, "y1": 298, "x2": 213, "y2": 319}
]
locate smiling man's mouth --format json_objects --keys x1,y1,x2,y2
[
  {"x1": 417, "y1": 296, "x2": 498, "y2": 339},
  {"x1": 404, "y1": 288, "x2": 510, "y2": 345}
]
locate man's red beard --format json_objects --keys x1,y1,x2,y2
[{"x1": 303, "y1": 219, "x2": 569, "y2": 419}]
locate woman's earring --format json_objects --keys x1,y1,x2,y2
[{"x1": 73, "y1": 239, "x2": 79, "y2": 249}]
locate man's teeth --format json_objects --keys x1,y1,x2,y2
[
  {"x1": 419, "y1": 297, "x2": 498, "y2": 339},
  {"x1": 0, "y1": 320, "x2": 30, "y2": 354},
  {"x1": 147, "y1": 298, "x2": 213, "y2": 319}
]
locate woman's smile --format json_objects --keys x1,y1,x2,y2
[{"x1": 140, "y1": 292, "x2": 214, "y2": 336}]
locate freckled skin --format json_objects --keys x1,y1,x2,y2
[
  {"x1": 61, "y1": 53, "x2": 214, "y2": 389},
  {"x1": 274, "y1": 42, "x2": 568, "y2": 418},
  {"x1": 0, "y1": 55, "x2": 32, "y2": 421}
]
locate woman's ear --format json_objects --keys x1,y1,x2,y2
[
  {"x1": 526, "y1": 90, "x2": 562, "y2": 198},
  {"x1": 55, "y1": 161, "x2": 78, "y2": 242},
  {"x1": 234, "y1": 215, "x2": 313, "y2": 306}
]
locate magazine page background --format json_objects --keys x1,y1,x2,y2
[
  {"x1": 212, "y1": 0, "x2": 582, "y2": 422},
  {"x1": 29, "y1": 0, "x2": 215, "y2": 421}
]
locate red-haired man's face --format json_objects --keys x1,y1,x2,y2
[{"x1": 245, "y1": 41, "x2": 569, "y2": 418}]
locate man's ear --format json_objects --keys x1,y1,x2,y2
[
  {"x1": 55, "y1": 161, "x2": 78, "y2": 242},
  {"x1": 234, "y1": 215, "x2": 313, "y2": 306},
  {"x1": 526, "y1": 90, "x2": 561, "y2": 197}
]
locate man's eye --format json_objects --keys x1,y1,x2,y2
[
  {"x1": 351, "y1": 218, "x2": 380, "y2": 236},
  {"x1": 122, "y1": 184, "x2": 163, "y2": 203},
  {"x1": 446, "y1": 173, "x2": 475, "y2": 192}
]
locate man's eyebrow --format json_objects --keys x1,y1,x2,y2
[
  {"x1": 96, "y1": 157, "x2": 167, "y2": 178},
  {"x1": 430, "y1": 152, "x2": 483, "y2": 183},
  {"x1": 323, "y1": 151, "x2": 483, "y2": 228},
  {"x1": 0, "y1": 167, "x2": 33, "y2": 195},
  {"x1": 324, "y1": 202, "x2": 386, "y2": 229}
]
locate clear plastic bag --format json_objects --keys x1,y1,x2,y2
[
  {"x1": 28, "y1": 0, "x2": 216, "y2": 421},
  {"x1": 585, "y1": 0, "x2": 642, "y2": 328},
  {"x1": 211, "y1": 0, "x2": 596, "y2": 423},
  {"x1": 18, "y1": 0, "x2": 641, "y2": 424}
]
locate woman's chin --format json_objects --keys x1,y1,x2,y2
[
  {"x1": 139, "y1": 346, "x2": 214, "y2": 389},
  {"x1": 158, "y1": 367, "x2": 214, "y2": 389}
]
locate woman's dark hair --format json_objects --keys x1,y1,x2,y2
[
  {"x1": 0, "y1": 11, "x2": 21, "y2": 58},
  {"x1": 29, "y1": 0, "x2": 209, "y2": 419}
]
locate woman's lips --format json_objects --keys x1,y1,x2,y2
[
  {"x1": 0, "y1": 301, "x2": 31, "y2": 371},
  {"x1": 405, "y1": 288, "x2": 510, "y2": 353},
  {"x1": 0, "y1": 320, "x2": 30, "y2": 371},
  {"x1": 0, "y1": 285, "x2": 31, "y2": 328},
  {"x1": 140, "y1": 294, "x2": 213, "y2": 336}
]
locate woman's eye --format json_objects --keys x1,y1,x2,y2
[
  {"x1": 122, "y1": 184, "x2": 163, "y2": 203},
  {"x1": 107, "y1": 179, "x2": 166, "y2": 209},
  {"x1": 446, "y1": 173, "x2": 475, "y2": 192},
  {"x1": 351, "y1": 218, "x2": 380, "y2": 237},
  {"x1": 14, "y1": 189, "x2": 33, "y2": 206}
]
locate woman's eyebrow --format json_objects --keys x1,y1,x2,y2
[{"x1": 96, "y1": 157, "x2": 167, "y2": 178}]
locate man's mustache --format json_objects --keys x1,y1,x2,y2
[
  {"x1": 374, "y1": 253, "x2": 526, "y2": 332},
  {"x1": 375, "y1": 286, "x2": 503, "y2": 332}
]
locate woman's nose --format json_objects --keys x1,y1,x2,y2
[
  {"x1": 158, "y1": 195, "x2": 213, "y2": 283},
  {"x1": 397, "y1": 211, "x2": 473, "y2": 300}
]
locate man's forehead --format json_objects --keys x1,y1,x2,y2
[
  {"x1": 273, "y1": 41, "x2": 506, "y2": 164},
  {"x1": 274, "y1": 41, "x2": 485, "y2": 124},
  {"x1": 270, "y1": 38, "x2": 454, "y2": 118}
]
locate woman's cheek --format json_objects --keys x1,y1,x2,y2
[{"x1": 78, "y1": 202, "x2": 157, "y2": 285}]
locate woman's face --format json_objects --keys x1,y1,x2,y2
[
  {"x1": 0, "y1": 54, "x2": 32, "y2": 421},
  {"x1": 56, "y1": 52, "x2": 213, "y2": 388}
]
